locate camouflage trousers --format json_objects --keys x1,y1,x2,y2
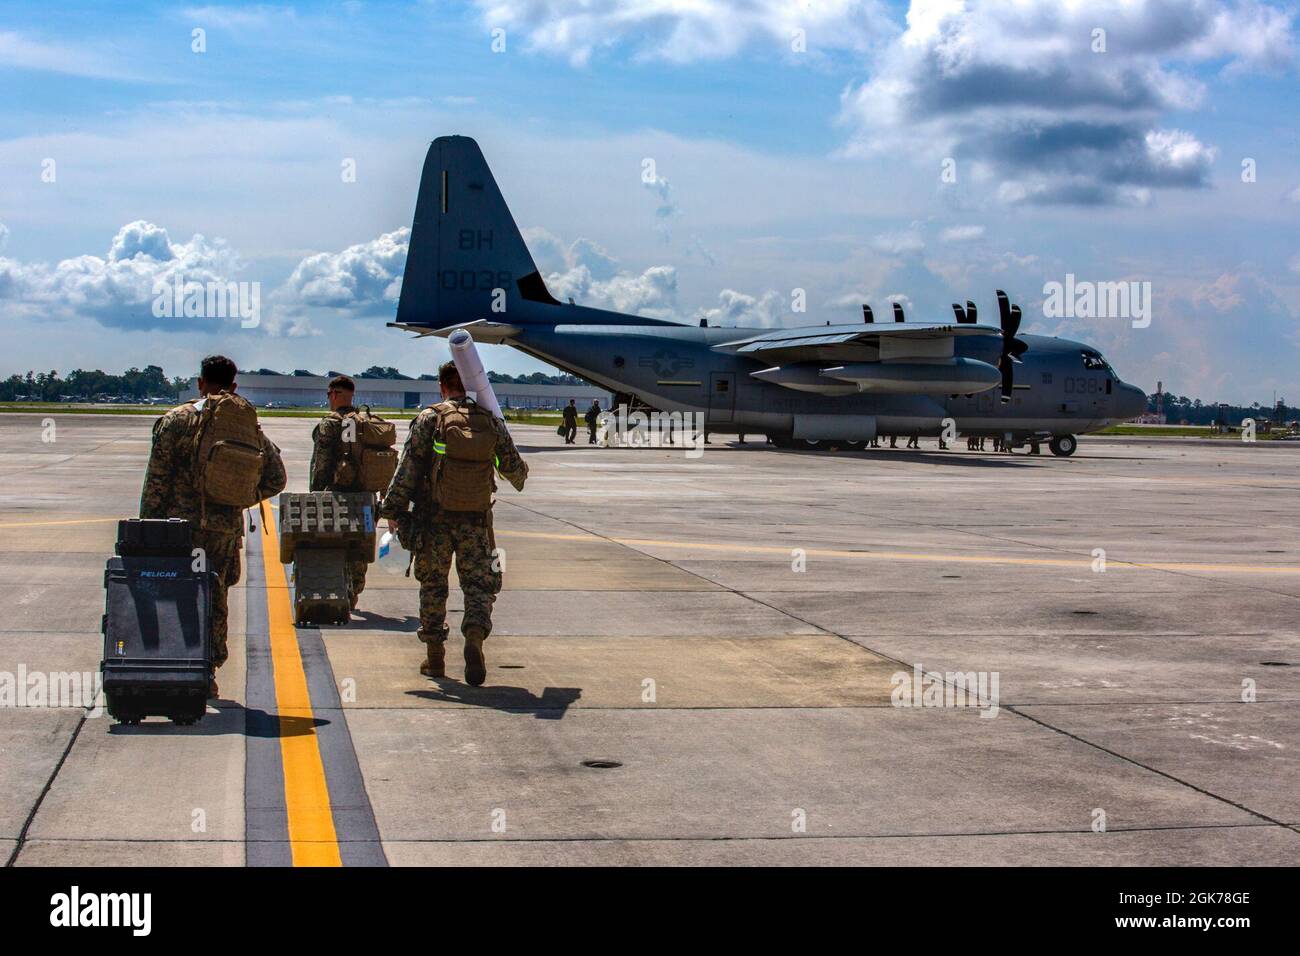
[
  {"x1": 193, "y1": 528, "x2": 242, "y2": 669},
  {"x1": 348, "y1": 557, "x2": 368, "y2": 602},
  {"x1": 413, "y1": 517, "x2": 500, "y2": 642}
]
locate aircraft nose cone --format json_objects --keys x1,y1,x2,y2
[{"x1": 1116, "y1": 382, "x2": 1147, "y2": 420}]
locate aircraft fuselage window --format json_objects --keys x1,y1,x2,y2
[
  {"x1": 716, "y1": 379, "x2": 729, "y2": 392},
  {"x1": 1082, "y1": 354, "x2": 1108, "y2": 370}
]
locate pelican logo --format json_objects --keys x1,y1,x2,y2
[{"x1": 640, "y1": 349, "x2": 694, "y2": 377}]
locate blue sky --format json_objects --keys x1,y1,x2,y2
[{"x1": 1, "y1": 0, "x2": 1297, "y2": 403}]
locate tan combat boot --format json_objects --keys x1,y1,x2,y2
[
  {"x1": 463, "y1": 625, "x2": 487, "y2": 687},
  {"x1": 418, "y1": 630, "x2": 446, "y2": 678}
]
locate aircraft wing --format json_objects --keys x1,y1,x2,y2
[
  {"x1": 387, "y1": 318, "x2": 521, "y2": 343},
  {"x1": 718, "y1": 322, "x2": 1003, "y2": 364},
  {"x1": 724, "y1": 321, "x2": 998, "y2": 352}
]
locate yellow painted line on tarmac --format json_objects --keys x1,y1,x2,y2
[
  {"x1": 495, "y1": 528, "x2": 1300, "y2": 576},
  {"x1": 257, "y1": 501, "x2": 341, "y2": 867},
  {"x1": 0, "y1": 516, "x2": 120, "y2": 528}
]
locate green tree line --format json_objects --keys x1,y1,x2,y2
[
  {"x1": 2, "y1": 364, "x2": 585, "y2": 401},
  {"x1": 1151, "y1": 393, "x2": 1292, "y2": 426},
  {"x1": 0, "y1": 366, "x2": 186, "y2": 402}
]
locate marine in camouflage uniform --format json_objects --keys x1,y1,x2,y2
[
  {"x1": 379, "y1": 393, "x2": 527, "y2": 685},
  {"x1": 140, "y1": 394, "x2": 287, "y2": 674},
  {"x1": 309, "y1": 405, "x2": 370, "y2": 607}
]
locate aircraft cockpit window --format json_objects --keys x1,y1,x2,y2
[{"x1": 1082, "y1": 353, "x2": 1108, "y2": 370}]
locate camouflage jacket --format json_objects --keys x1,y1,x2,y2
[
  {"x1": 309, "y1": 405, "x2": 358, "y2": 491},
  {"x1": 140, "y1": 399, "x2": 288, "y2": 536},
  {"x1": 379, "y1": 397, "x2": 527, "y2": 527}
]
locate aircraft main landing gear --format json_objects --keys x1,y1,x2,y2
[{"x1": 1049, "y1": 435, "x2": 1078, "y2": 457}]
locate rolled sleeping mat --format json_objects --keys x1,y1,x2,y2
[{"x1": 448, "y1": 328, "x2": 505, "y2": 422}]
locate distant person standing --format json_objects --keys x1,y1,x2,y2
[
  {"x1": 562, "y1": 399, "x2": 579, "y2": 444},
  {"x1": 585, "y1": 399, "x2": 600, "y2": 444}
]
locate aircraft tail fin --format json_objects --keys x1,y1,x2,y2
[{"x1": 395, "y1": 136, "x2": 558, "y2": 329}]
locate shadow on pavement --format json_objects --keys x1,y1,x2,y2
[
  {"x1": 405, "y1": 682, "x2": 582, "y2": 720},
  {"x1": 104, "y1": 702, "x2": 328, "y2": 737}
]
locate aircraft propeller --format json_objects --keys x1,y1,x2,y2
[
  {"x1": 995, "y1": 289, "x2": 1030, "y2": 403},
  {"x1": 952, "y1": 300, "x2": 978, "y2": 324}
]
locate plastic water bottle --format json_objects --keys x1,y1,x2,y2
[{"x1": 376, "y1": 530, "x2": 410, "y2": 576}]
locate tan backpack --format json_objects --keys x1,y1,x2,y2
[
  {"x1": 433, "y1": 401, "x2": 497, "y2": 512},
  {"x1": 336, "y1": 407, "x2": 398, "y2": 492},
  {"x1": 194, "y1": 391, "x2": 264, "y2": 507}
]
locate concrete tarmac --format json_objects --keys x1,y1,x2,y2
[{"x1": 0, "y1": 412, "x2": 1296, "y2": 866}]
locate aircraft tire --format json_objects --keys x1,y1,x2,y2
[{"x1": 1049, "y1": 435, "x2": 1078, "y2": 457}]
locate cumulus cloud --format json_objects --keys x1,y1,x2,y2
[
  {"x1": 1037, "y1": 270, "x2": 1300, "y2": 402},
  {"x1": 693, "y1": 288, "x2": 788, "y2": 328},
  {"x1": 940, "y1": 224, "x2": 984, "y2": 242},
  {"x1": 990, "y1": 251, "x2": 1039, "y2": 273},
  {"x1": 0, "y1": 29, "x2": 155, "y2": 81},
  {"x1": 872, "y1": 231, "x2": 925, "y2": 256},
  {"x1": 525, "y1": 228, "x2": 679, "y2": 318},
  {"x1": 548, "y1": 264, "x2": 680, "y2": 317},
  {"x1": 0, "y1": 220, "x2": 255, "y2": 331},
  {"x1": 475, "y1": 0, "x2": 895, "y2": 66},
  {"x1": 838, "y1": 0, "x2": 1293, "y2": 205},
  {"x1": 567, "y1": 237, "x2": 619, "y2": 281},
  {"x1": 273, "y1": 224, "x2": 677, "y2": 325},
  {"x1": 280, "y1": 228, "x2": 409, "y2": 311},
  {"x1": 520, "y1": 227, "x2": 570, "y2": 276},
  {"x1": 825, "y1": 289, "x2": 917, "y2": 320},
  {"x1": 180, "y1": 5, "x2": 298, "y2": 32}
]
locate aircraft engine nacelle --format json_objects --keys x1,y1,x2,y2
[
  {"x1": 749, "y1": 365, "x2": 858, "y2": 396},
  {"x1": 821, "y1": 358, "x2": 1001, "y2": 395}
]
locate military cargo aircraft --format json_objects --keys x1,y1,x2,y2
[{"x1": 390, "y1": 136, "x2": 1147, "y2": 455}]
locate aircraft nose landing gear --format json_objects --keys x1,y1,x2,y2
[{"x1": 1049, "y1": 435, "x2": 1078, "y2": 457}]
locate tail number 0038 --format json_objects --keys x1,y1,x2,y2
[{"x1": 440, "y1": 270, "x2": 513, "y2": 291}]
